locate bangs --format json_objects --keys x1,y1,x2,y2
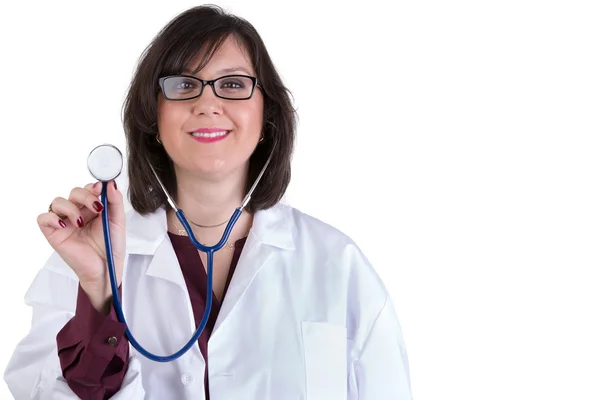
[{"x1": 158, "y1": 28, "x2": 241, "y2": 78}]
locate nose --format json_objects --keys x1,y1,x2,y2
[{"x1": 192, "y1": 84, "x2": 223, "y2": 115}]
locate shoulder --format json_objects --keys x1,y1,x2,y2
[
  {"x1": 272, "y1": 202, "x2": 358, "y2": 257},
  {"x1": 277, "y1": 203, "x2": 388, "y2": 296},
  {"x1": 286, "y1": 204, "x2": 353, "y2": 246}
]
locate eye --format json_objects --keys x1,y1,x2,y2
[
  {"x1": 219, "y1": 79, "x2": 245, "y2": 90},
  {"x1": 175, "y1": 79, "x2": 198, "y2": 92}
]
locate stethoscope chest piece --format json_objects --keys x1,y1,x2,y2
[{"x1": 87, "y1": 144, "x2": 123, "y2": 182}]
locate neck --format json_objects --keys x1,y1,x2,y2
[{"x1": 172, "y1": 166, "x2": 248, "y2": 225}]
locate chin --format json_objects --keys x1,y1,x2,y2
[
  {"x1": 191, "y1": 164, "x2": 227, "y2": 177},
  {"x1": 187, "y1": 158, "x2": 236, "y2": 178},
  {"x1": 176, "y1": 150, "x2": 253, "y2": 179}
]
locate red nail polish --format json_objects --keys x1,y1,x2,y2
[
  {"x1": 93, "y1": 201, "x2": 103, "y2": 212},
  {"x1": 59, "y1": 220, "x2": 66, "y2": 228},
  {"x1": 77, "y1": 217, "x2": 84, "y2": 228},
  {"x1": 113, "y1": 181, "x2": 117, "y2": 190}
]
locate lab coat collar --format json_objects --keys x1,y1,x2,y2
[
  {"x1": 124, "y1": 201, "x2": 295, "y2": 337},
  {"x1": 125, "y1": 201, "x2": 296, "y2": 256}
]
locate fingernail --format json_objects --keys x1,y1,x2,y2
[
  {"x1": 59, "y1": 220, "x2": 66, "y2": 228},
  {"x1": 77, "y1": 217, "x2": 84, "y2": 228},
  {"x1": 113, "y1": 181, "x2": 117, "y2": 190},
  {"x1": 93, "y1": 201, "x2": 104, "y2": 212},
  {"x1": 93, "y1": 182, "x2": 99, "y2": 189}
]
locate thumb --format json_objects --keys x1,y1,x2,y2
[{"x1": 96, "y1": 180, "x2": 125, "y2": 225}]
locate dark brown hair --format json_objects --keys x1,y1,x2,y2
[{"x1": 122, "y1": 5, "x2": 296, "y2": 215}]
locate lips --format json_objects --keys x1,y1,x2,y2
[
  {"x1": 190, "y1": 130, "x2": 229, "y2": 138},
  {"x1": 189, "y1": 129, "x2": 231, "y2": 143}
]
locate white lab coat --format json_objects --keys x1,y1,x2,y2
[{"x1": 4, "y1": 202, "x2": 412, "y2": 399}]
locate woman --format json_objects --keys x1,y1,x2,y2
[{"x1": 4, "y1": 5, "x2": 411, "y2": 399}]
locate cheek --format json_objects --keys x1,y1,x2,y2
[
  {"x1": 235, "y1": 102, "x2": 264, "y2": 137},
  {"x1": 157, "y1": 102, "x2": 186, "y2": 135}
]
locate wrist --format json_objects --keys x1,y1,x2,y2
[{"x1": 80, "y1": 281, "x2": 113, "y2": 315}]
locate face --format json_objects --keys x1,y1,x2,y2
[{"x1": 157, "y1": 36, "x2": 264, "y2": 179}]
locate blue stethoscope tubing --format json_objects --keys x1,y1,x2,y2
[
  {"x1": 89, "y1": 140, "x2": 274, "y2": 363},
  {"x1": 100, "y1": 183, "x2": 242, "y2": 363}
]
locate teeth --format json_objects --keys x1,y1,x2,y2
[{"x1": 191, "y1": 130, "x2": 228, "y2": 138}]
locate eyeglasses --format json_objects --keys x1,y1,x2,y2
[{"x1": 158, "y1": 74, "x2": 260, "y2": 101}]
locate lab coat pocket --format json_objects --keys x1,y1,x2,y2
[{"x1": 301, "y1": 321, "x2": 347, "y2": 400}]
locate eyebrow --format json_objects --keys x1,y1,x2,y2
[
  {"x1": 183, "y1": 66, "x2": 253, "y2": 76},
  {"x1": 216, "y1": 67, "x2": 253, "y2": 75}
]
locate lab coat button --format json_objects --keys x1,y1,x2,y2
[
  {"x1": 107, "y1": 336, "x2": 118, "y2": 346},
  {"x1": 181, "y1": 373, "x2": 194, "y2": 385}
]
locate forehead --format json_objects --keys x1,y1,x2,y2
[{"x1": 186, "y1": 35, "x2": 255, "y2": 77}]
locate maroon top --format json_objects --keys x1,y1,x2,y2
[{"x1": 56, "y1": 233, "x2": 247, "y2": 400}]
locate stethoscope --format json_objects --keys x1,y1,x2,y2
[{"x1": 86, "y1": 143, "x2": 273, "y2": 362}]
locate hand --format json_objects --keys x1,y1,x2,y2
[{"x1": 37, "y1": 180, "x2": 126, "y2": 313}]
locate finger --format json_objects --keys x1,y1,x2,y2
[
  {"x1": 84, "y1": 181, "x2": 103, "y2": 198},
  {"x1": 37, "y1": 211, "x2": 68, "y2": 238},
  {"x1": 49, "y1": 196, "x2": 92, "y2": 229},
  {"x1": 88, "y1": 180, "x2": 125, "y2": 226},
  {"x1": 54, "y1": 193, "x2": 101, "y2": 229},
  {"x1": 68, "y1": 186, "x2": 105, "y2": 219},
  {"x1": 103, "y1": 180, "x2": 125, "y2": 227}
]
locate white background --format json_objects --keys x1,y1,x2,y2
[{"x1": 0, "y1": 1, "x2": 599, "y2": 399}]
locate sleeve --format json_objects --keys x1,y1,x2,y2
[
  {"x1": 348, "y1": 295, "x2": 413, "y2": 400},
  {"x1": 3, "y1": 252, "x2": 145, "y2": 399},
  {"x1": 55, "y1": 284, "x2": 128, "y2": 399}
]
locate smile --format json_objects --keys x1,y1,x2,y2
[
  {"x1": 189, "y1": 130, "x2": 231, "y2": 143},
  {"x1": 191, "y1": 130, "x2": 229, "y2": 138}
]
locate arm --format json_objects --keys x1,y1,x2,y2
[
  {"x1": 56, "y1": 284, "x2": 128, "y2": 398},
  {"x1": 3, "y1": 252, "x2": 145, "y2": 399},
  {"x1": 348, "y1": 295, "x2": 413, "y2": 399}
]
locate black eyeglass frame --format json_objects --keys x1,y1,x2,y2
[{"x1": 158, "y1": 74, "x2": 261, "y2": 101}]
